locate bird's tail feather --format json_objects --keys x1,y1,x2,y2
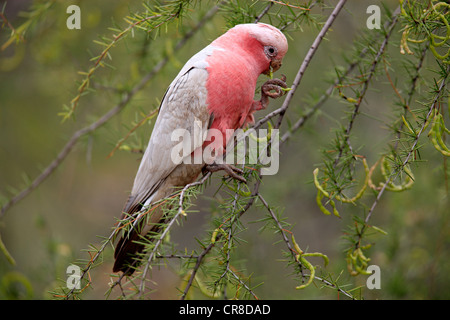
[
  {"x1": 112, "y1": 230, "x2": 145, "y2": 274},
  {"x1": 112, "y1": 200, "x2": 166, "y2": 275}
]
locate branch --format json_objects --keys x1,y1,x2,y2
[
  {"x1": 257, "y1": 193, "x2": 355, "y2": 299},
  {"x1": 251, "y1": 0, "x2": 348, "y2": 132},
  {"x1": 254, "y1": 2, "x2": 273, "y2": 23},
  {"x1": 392, "y1": 44, "x2": 429, "y2": 149},
  {"x1": 66, "y1": 2, "x2": 227, "y2": 299},
  {"x1": 179, "y1": 0, "x2": 349, "y2": 299},
  {"x1": 334, "y1": 8, "x2": 400, "y2": 166},
  {"x1": 346, "y1": 43, "x2": 430, "y2": 251},
  {"x1": 280, "y1": 6, "x2": 404, "y2": 145},
  {"x1": 180, "y1": 176, "x2": 263, "y2": 300},
  {"x1": 0, "y1": 2, "x2": 222, "y2": 219},
  {"x1": 63, "y1": 13, "x2": 173, "y2": 121},
  {"x1": 62, "y1": 0, "x2": 350, "y2": 299},
  {"x1": 364, "y1": 65, "x2": 449, "y2": 227},
  {"x1": 138, "y1": 173, "x2": 211, "y2": 297},
  {"x1": 274, "y1": 0, "x2": 347, "y2": 129},
  {"x1": 280, "y1": 49, "x2": 363, "y2": 144},
  {"x1": 1, "y1": 75, "x2": 149, "y2": 218}
]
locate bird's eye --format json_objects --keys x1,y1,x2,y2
[{"x1": 264, "y1": 45, "x2": 278, "y2": 58}]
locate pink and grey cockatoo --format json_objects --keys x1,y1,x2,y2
[{"x1": 113, "y1": 23, "x2": 288, "y2": 274}]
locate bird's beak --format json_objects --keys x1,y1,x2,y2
[
  {"x1": 270, "y1": 58, "x2": 282, "y2": 72},
  {"x1": 263, "y1": 58, "x2": 283, "y2": 75}
]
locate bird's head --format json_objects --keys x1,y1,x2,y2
[{"x1": 229, "y1": 23, "x2": 288, "y2": 75}]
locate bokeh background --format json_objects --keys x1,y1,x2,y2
[{"x1": 0, "y1": 0, "x2": 449, "y2": 299}]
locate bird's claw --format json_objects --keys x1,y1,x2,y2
[
  {"x1": 203, "y1": 163, "x2": 247, "y2": 183},
  {"x1": 255, "y1": 75, "x2": 288, "y2": 110},
  {"x1": 261, "y1": 74, "x2": 288, "y2": 99}
]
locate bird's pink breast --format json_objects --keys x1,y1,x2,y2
[{"x1": 205, "y1": 49, "x2": 266, "y2": 148}]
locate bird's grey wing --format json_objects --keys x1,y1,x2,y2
[
  {"x1": 113, "y1": 46, "x2": 222, "y2": 273},
  {"x1": 123, "y1": 66, "x2": 211, "y2": 215}
]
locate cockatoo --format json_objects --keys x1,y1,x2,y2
[{"x1": 113, "y1": 23, "x2": 288, "y2": 274}]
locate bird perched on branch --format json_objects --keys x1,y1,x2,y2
[{"x1": 113, "y1": 23, "x2": 288, "y2": 274}]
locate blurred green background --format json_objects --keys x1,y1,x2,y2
[{"x1": 0, "y1": 0, "x2": 449, "y2": 299}]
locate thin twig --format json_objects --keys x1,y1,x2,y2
[
  {"x1": 0, "y1": 1, "x2": 222, "y2": 219},
  {"x1": 65, "y1": 229, "x2": 117, "y2": 299},
  {"x1": 364, "y1": 65, "x2": 449, "y2": 226},
  {"x1": 349, "y1": 44, "x2": 430, "y2": 249},
  {"x1": 108, "y1": 1, "x2": 229, "y2": 296},
  {"x1": 280, "y1": 48, "x2": 365, "y2": 143},
  {"x1": 228, "y1": 268, "x2": 259, "y2": 300},
  {"x1": 257, "y1": 193, "x2": 354, "y2": 299},
  {"x1": 58, "y1": 2, "x2": 226, "y2": 299},
  {"x1": 274, "y1": 0, "x2": 347, "y2": 130},
  {"x1": 254, "y1": 2, "x2": 273, "y2": 23},
  {"x1": 393, "y1": 43, "x2": 429, "y2": 149},
  {"x1": 138, "y1": 173, "x2": 211, "y2": 297},
  {"x1": 180, "y1": 0, "x2": 349, "y2": 299},
  {"x1": 180, "y1": 177, "x2": 262, "y2": 300},
  {"x1": 0, "y1": 11, "x2": 26, "y2": 49},
  {"x1": 251, "y1": 0, "x2": 347, "y2": 133},
  {"x1": 334, "y1": 10, "x2": 400, "y2": 167},
  {"x1": 1, "y1": 73, "x2": 151, "y2": 218},
  {"x1": 280, "y1": 7, "x2": 403, "y2": 144},
  {"x1": 65, "y1": 13, "x2": 173, "y2": 120}
]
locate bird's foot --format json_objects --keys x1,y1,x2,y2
[
  {"x1": 203, "y1": 163, "x2": 247, "y2": 183},
  {"x1": 258, "y1": 74, "x2": 288, "y2": 109}
]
